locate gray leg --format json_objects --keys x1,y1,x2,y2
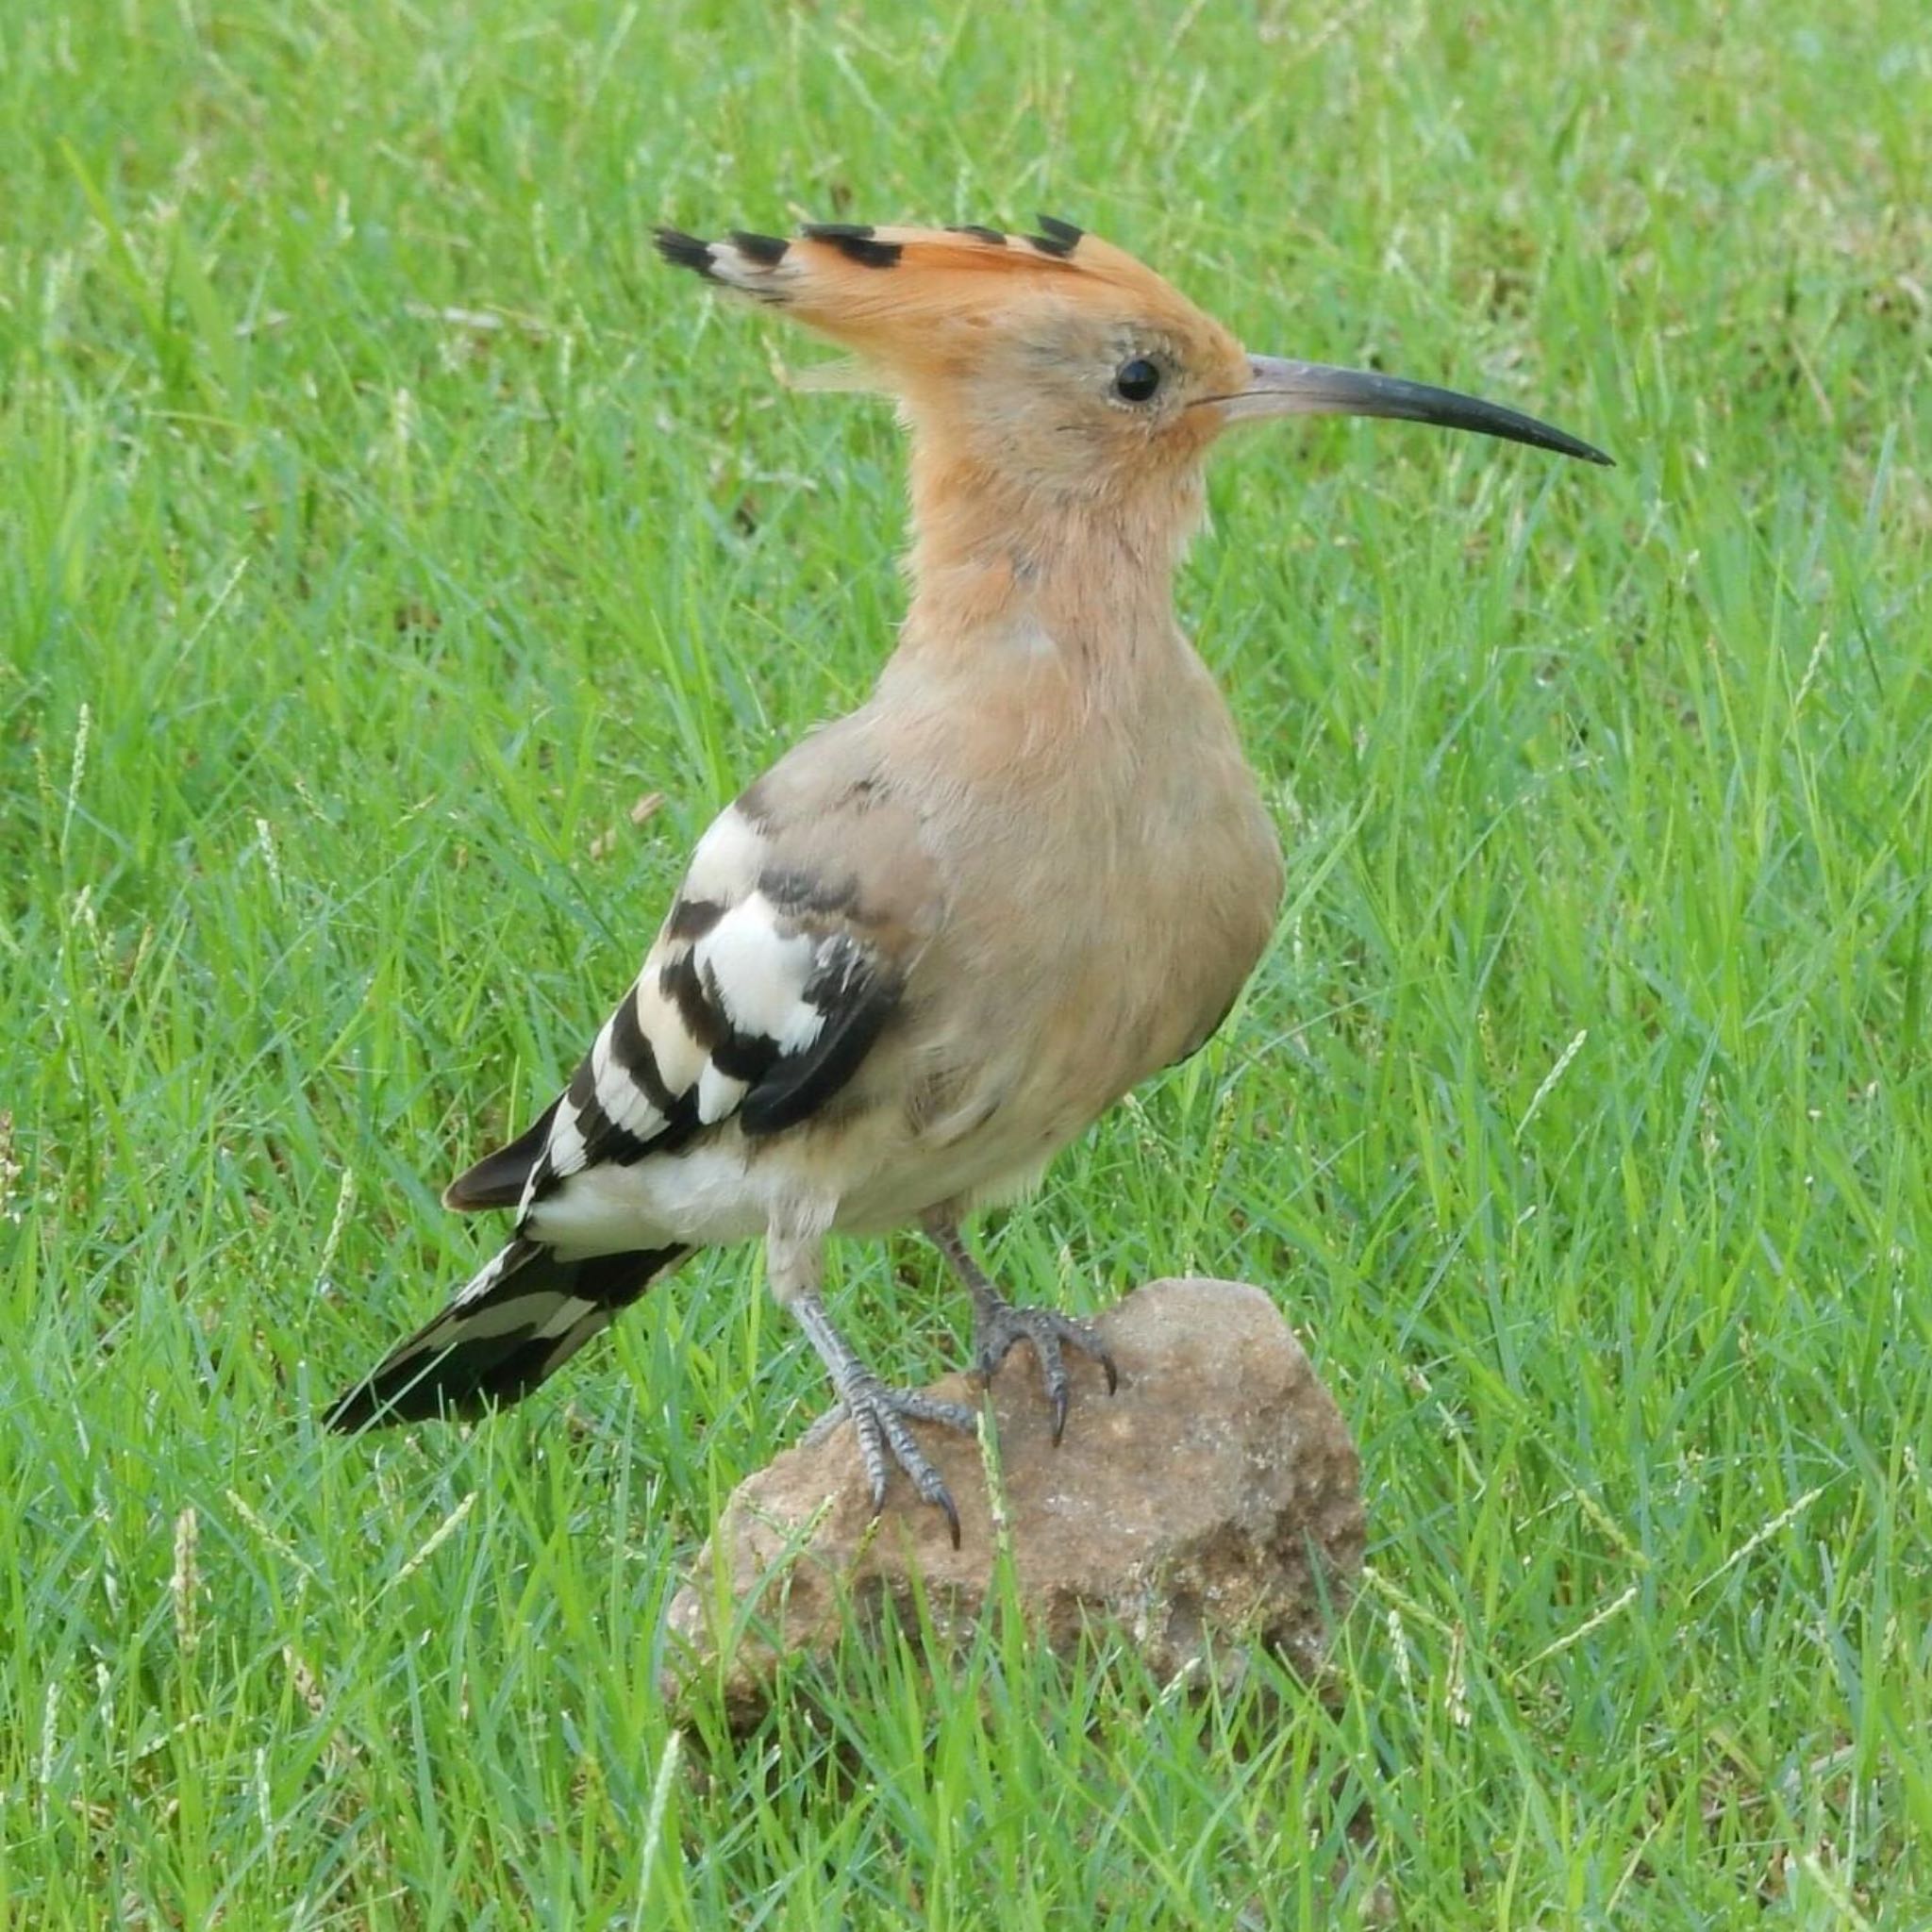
[
  {"x1": 767, "y1": 1220, "x2": 975, "y2": 1547},
  {"x1": 926, "y1": 1219, "x2": 1119, "y2": 1444}
]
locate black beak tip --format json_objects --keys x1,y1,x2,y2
[{"x1": 1527, "y1": 425, "x2": 1614, "y2": 467}]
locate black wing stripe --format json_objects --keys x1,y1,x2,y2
[
  {"x1": 660, "y1": 952, "x2": 722, "y2": 1052},
  {"x1": 573, "y1": 1081, "x2": 658, "y2": 1170},
  {"x1": 664, "y1": 896, "x2": 727, "y2": 942},
  {"x1": 444, "y1": 1096, "x2": 561, "y2": 1211},
  {"x1": 738, "y1": 967, "x2": 899, "y2": 1137},
  {"x1": 570, "y1": 1020, "x2": 701, "y2": 1168},
  {"x1": 608, "y1": 986, "x2": 684, "y2": 1118},
  {"x1": 443, "y1": 909, "x2": 905, "y2": 1212},
  {"x1": 664, "y1": 950, "x2": 784, "y2": 1084},
  {"x1": 708, "y1": 1024, "x2": 780, "y2": 1084}
]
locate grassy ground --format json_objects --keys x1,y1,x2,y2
[{"x1": 5, "y1": 0, "x2": 1930, "y2": 1923}]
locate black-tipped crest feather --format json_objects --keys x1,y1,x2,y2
[
  {"x1": 653, "y1": 227, "x2": 716, "y2": 277},
  {"x1": 800, "y1": 223, "x2": 903, "y2": 269},
  {"x1": 1028, "y1": 214, "x2": 1083, "y2": 258},
  {"x1": 727, "y1": 229, "x2": 789, "y2": 265}
]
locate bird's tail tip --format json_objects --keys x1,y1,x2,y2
[{"x1": 324, "y1": 1240, "x2": 685, "y2": 1432}]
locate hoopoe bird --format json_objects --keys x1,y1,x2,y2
[{"x1": 326, "y1": 217, "x2": 1607, "y2": 1540}]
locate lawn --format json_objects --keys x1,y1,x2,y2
[{"x1": 4, "y1": 0, "x2": 1929, "y2": 1924}]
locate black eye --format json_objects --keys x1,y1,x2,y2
[{"x1": 1112, "y1": 357, "x2": 1162, "y2": 403}]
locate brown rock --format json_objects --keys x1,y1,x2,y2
[{"x1": 662, "y1": 1278, "x2": 1363, "y2": 1724}]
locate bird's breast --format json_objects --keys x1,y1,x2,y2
[{"x1": 886, "y1": 659, "x2": 1283, "y2": 1159}]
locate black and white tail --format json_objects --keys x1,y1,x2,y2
[{"x1": 324, "y1": 1238, "x2": 686, "y2": 1430}]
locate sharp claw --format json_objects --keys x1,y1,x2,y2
[
  {"x1": 824, "y1": 1380, "x2": 976, "y2": 1541},
  {"x1": 969, "y1": 1294, "x2": 1114, "y2": 1437}
]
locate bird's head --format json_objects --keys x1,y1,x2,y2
[{"x1": 656, "y1": 218, "x2": 1607, "y2": 577}]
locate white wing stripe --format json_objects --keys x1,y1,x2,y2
[
  {"x1": 692, "y1": 893, "x2": 817, "y2": 1040},
  {"x1": 697, "y1": 1065, "x2": 750, "y2": 1124},
  {"x1": 451, "y1": 1242, "x2": 521, "y2": 1309},
  {"x1": 777, "y1": 1002, "x2": 829, "y2": 1055},
  {"x1": 546, "y1": 1102, "x2": 589, "y2": 1178},
  {"x1": 591, "y1": 1022, "x2": 668, "y2": 1139},
  {"x1": 633, "y1": 974, "x2": 707, "y2": 1093},
  {"x1": 533, "y1": 1294, "x2": 600, "y2": 1341},
  {"x1": 682, "y1": 804, "x2": 766, "y2": 904}
]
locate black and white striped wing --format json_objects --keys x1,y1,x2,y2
[{"x1": 444, "y1": 801, "x2": 907, "y2": 1223}]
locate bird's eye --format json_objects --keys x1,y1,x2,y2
[{"x1": 1112, "y1": 357, "x2": 1163, "y2": 404}]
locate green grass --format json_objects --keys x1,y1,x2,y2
[{"x1": 5, "y1": 0, "x2": 1930, "y2": 1923}]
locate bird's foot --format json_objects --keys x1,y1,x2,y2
[
  {"x1": 789, "y1": 1288, "x2": 977, "y2": 1544},
  {"x1": 805, "y1": 1378, "x2": 978, "y2": 1547},
  {"x1": 970, "y1": 1295, "x2": 1119, "y2": 1444}
]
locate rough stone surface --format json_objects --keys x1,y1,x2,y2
[{"x1": 662, "y1": 1278, "x2": 1363, "y2": 1724}]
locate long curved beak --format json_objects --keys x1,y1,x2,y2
[{"x1": 1216, "y1": 355, "x2": 1612, "y2": 465}]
